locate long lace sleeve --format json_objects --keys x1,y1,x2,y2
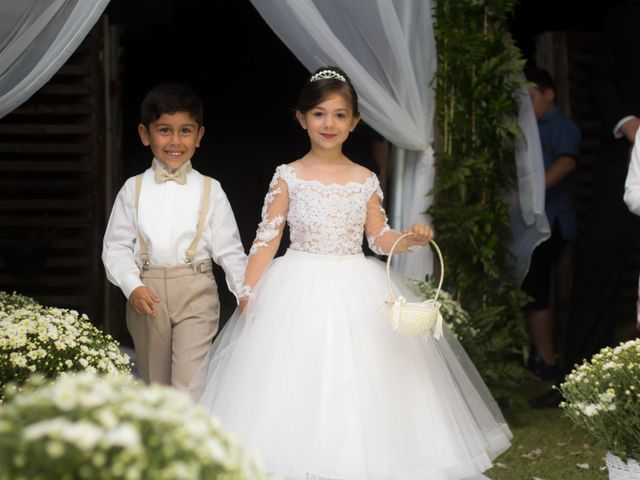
[
  {"x1": 365, "y1": 178, "x2": 424, "y2": 255},
  {"x1": 239, "y1": 169, "x2": 289, "y2": 299}
]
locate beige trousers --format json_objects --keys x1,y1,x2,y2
[{"x1": 126, "y1": 261, "x2": 219, "y2": 390}]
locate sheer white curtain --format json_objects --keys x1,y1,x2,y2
[
  {"x1": 510, "y1": 90, "x2": 550, "y2": 282},
  {"x1": 0, "y1": 0, "x2": 110, "y2": 120},
  {"x1": 250, "y1": 0, "x2": 546, "y2": 282}
]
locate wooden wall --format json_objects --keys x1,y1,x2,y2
[{"x1": 0, "y1": 18, "x2": 122, "y2": 336}]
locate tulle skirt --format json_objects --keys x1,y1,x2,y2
[{"x1": 190, "y1": 249, "x2": 512, "y2": 480}]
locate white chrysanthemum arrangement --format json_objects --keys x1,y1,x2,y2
[
  {"x1": 559, "y1": 338, "x2": 640, "y2": 461},
  {"x1": 0, "y1": 372, "x2": 266, "y2": 480},
  {"x1": 0, "y1": 292, "x2": 131, "y2": 396}
]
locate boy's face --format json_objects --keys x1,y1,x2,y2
[
  {"x1": 138, "y1": 112, "x2": 204, "y2": 170},
  {"x1": 528, "y1": 87, "x2": 555, "y2": 120}
]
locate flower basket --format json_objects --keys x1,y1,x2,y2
[
  {"x1": 606, "y1": 451, "x2": 640, "y2": 479},
  {"x1": 385, "y1": 235, "x2": 445, "y2": 338},
  {"x1": 407, "y1": 278, "x2": 475, "y2": 342},
  {"x1": 559, "y1": 338, "x2": 640, "y2": 462},
  {"x1": 0, "y1": 291, "x2": 131, "y2": 397},
  {"x1": 0, "y1": 372, "x2": 266, "y2": 480}
]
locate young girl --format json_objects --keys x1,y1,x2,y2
[{"x1": 190, "y1": 67, "x2": 512, "y2": 479}]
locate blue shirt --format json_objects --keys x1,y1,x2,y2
[{"x1": 538, "y1": 107, "x2": 582, "y2": 240}]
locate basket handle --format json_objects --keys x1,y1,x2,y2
[{"x1": 386, "y1": 233, "x2": 444, "y2": 303}]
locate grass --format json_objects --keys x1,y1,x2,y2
[{"x1": 485, "y1": 381, "x2": 608, "y2": 480}]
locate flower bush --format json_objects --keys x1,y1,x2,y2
[
  {"x1": 0, "y1": 291, "x2": 131, "y2": 397},
  {"x1": 559, "y1": 338, "x2": 640, "y2": 461},
  {"x1": 0, "y1": 372, "x2": 266, "y2": 480}
]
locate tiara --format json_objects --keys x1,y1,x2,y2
[{"x1": 310, "y1": 69, "x2": 346, "y2": 83}]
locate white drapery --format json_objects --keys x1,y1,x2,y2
[
  {"x1": 0, "y1": 0, "x2": 110, "y2": 120},
  {"x1": 510, "y1": 89, "x2": 550, "y2": 282},
  {"x1": 250, "y1": 0, "x2": 547, "y2": 283}
]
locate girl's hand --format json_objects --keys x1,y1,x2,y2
[
  {"x1": 408, "y1": 222, "x2": 434, "y2": 246},
  {"x1": 239, "y1": 297, "x2": 249, "y2": 314}
]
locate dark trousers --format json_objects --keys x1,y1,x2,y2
[{"x1": 561, "y1": 180, "x2": 640, "y2": 379}]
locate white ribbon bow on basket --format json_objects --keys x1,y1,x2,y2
[{"x1": 386, "y1": 233, "x2": 444, "y2": 340}]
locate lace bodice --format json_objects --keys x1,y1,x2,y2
[
  {"x1": 239, "y1": 163, "x2": 413, "y2": 299},
  {"x1": 277, "y1": 164, "x2": 383, "y2": 255}
]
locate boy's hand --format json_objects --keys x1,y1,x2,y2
[
  {"x1": 129, "y1": 286, "x2": 159, "y2": 317},
  {"x1": 407, "y1": 223, "x2": 434, "y2": 246}
]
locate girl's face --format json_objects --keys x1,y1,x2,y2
[
  {"x1": 138, "y1": 112, "x2": 204, "y2": 170},
  {"x1": 296, "y1": 93, "x2": 359, "y2": 153}
]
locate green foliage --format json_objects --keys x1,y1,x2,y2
[{"x1": 430, "y1": 0, "x2": 530, "y2": 400}]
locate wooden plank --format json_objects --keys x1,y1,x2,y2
[
  {"x1": 38, "y1": 84, "x2": 91, "y2": 96},
  {"x1": 0, "y1": 239, "x2": 95, "y2": 250},
  {"x1": 0, "y1": 198, "x2": 91, "y2": 210},
  {"x1": 575, "y1": 121, "x2": 602, "y2": 133},
  {"x1": 0, "y1": 143, "x2": 91, "y2": 154},
  {"x1": 580, "y1": 138, "x2": 601, "y2": 151},
  {"x1": 0, "y1": 257, "x2": 92, "y2": 268},
  {"x1": 51, "y1": 238, "x2": 95, "y2": 249},
  {"x1": 0, "y1": 179, "x2": 93, "y2": 190},
  {"x1": 0, "y1": 124, "x2": 91, "y2": 135},
  {"x1": 0, "y1": 275, "x2": 88, "y2": 287},
  {"x1": 10, "y1": 104, "x2": 92, "y2": 115},
  {"x1": 56, "y1": 65, "x2": 90, "y2": 76},
  {"x1": 0, "y1": 217, "x2": 91, "y2": 228},
  {"x1": 0, "y1": 161, "x2": 93, "y2": 172}
]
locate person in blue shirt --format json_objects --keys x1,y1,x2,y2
[{"x1": 521, "y1": 67, "x2": 582, "y2": 381}]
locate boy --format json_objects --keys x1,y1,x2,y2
[
  {"x1": 522, "y1": 68, "x2": 581, "y2": 386},
  {"x1": 102, "y1": 82, "x2": 247, "y2": 390}
]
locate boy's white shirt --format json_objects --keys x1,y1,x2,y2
[
  {"x1": 624, "y1": 128, "x2": 640, "y2": 216},
  {"x1": 102, "y1": 164, "x2": 247, "y2": 303}
]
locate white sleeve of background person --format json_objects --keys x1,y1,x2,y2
[{"x1": 624, "y1": 128, "x2": 640, "y2": 216}]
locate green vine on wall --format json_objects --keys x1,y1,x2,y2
[{"x1": 430, "y1": 0, "x2": 531, "y2": 400}]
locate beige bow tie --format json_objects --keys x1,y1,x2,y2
[{"x1": 153, "y1": 160, "x2": 192, "y2": 185}]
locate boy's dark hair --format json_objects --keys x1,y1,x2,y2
[
  {"x1": 525, "y1": 67, "x2": 556, "y2": 94},
  {"x1": 140, "y1": 82, "x2": 203, "y2": 128},
  {"x1": 296, "y1": 66, "x2": 359, "y2": 117}
]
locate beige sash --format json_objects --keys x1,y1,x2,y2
[{"x1": 135, "y1": 173, "x2": 212, "y2": 269}]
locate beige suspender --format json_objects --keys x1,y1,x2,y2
[
  {"x1": 185, "y1": 176, "x2": 212, "y2": 266},
  {"x1": 134, "y1": 174, "x2": 149, "y2": 268},
  {"x1": 134, "y1": 173, "x2": 213, "y2": 269}
]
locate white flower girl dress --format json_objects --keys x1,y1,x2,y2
[{"x1": 190, "y1": 164, "x2": 511, "y2": 480}]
